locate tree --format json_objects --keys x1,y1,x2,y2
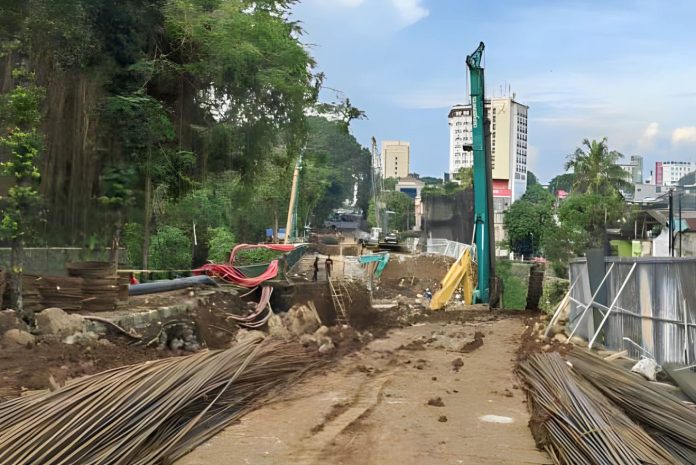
[
  {"x1": 556, "y1": 192, "x2": 625, "y2": 252},
  {"x1": 0, "y1": 68, "x2": 44, "y2": 317},
  {"x1": 548, "y1": 173, "x2": 575, "y2": 195},
  {"x1": 420, "y1": 176, "x2": 442, "y2": 186},
  {"x1": 527, "y1": 171, "x2": 538, "y2": 187},
  {"x1": 503, "y1": 185, "x2": 555, "y2": 257},
  {"x1": 383, "y1": 177, "x2": 398, "y2": 191},
  {"x1": 455, "y1": 167, "x2": 473, "y2": 188},
  {"x1": 368, "y1": 191, "x2": 415, "y2": 232},
  {"x1": 565, "y1": 138, "x2": 631, "y2": 196}
]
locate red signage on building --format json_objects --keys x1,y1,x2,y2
[
  {"x1": 492, "y1": 179, "x2": 511, "y2": 197},
  {"x1": 655, "y1": 162, "x2": 663, "y2": 185}
]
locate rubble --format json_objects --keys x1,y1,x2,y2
[
  {"x1": 64, "y1": 331, "x2": 100, "y2": 345},
  {"x1": 2, "y1": 329, "x2": 36, "y2": 347},
  {"x1": 235, "y1": 329, "x2": 267, "y2": 344},
  {"x1": 0, "y1": 310, "x2": 25, "y2": 333},
  {"x1": 286, "y1": 304, "x2": 321, "y2": 336},
  {"x1": 268, "y1": 314, "x2": 291, "y2": 339},
  {"x1": 35, "y1": 308, "x2": 84, "y2": 337}
]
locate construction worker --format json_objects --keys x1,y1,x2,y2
[
  {"x1": 325, "y1": 255, "x2": 334, "y2": 279},
  {"x1": 312, "y1": 256, "x2": 319, "y2": 282}
]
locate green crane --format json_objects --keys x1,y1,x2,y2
[{"x1": 466, "y1": 42, "x2": 495, "y2": 304}]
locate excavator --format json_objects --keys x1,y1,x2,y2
[{"x1": 431, "y1": 41, "x2": 498, "y2": 309}]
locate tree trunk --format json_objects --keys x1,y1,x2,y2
[
  {"x1": 273, "y1": 207, "x2": 279, "y2": 244},
  {"x1": 9, "y1": 237, "x2": 24, "y2": 319},
  {"x1": 142, "y1": 168, "x2": 152, "y2": 270},
  {"x1": 109, "y1": 210, "x2": 122, "y2": 267}
]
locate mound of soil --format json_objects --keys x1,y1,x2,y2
[{"x1": 0, "y1": 339, "x2": 174, "y2": 400}]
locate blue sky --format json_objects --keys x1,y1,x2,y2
[{"x1": 291, "y1": 0, "x2": 696, "y2": 182}]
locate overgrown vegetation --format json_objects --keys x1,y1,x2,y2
[
  {"x1": 0, "y1": 66, "x2": 44, "y2": 315},
  {"x1": 504, "y1": 137, "x2": 631, "y2": 276},
  {"x1": 0, "y1": 0, "x2": 370, "y2": 271},
  {"x1": 496, "y1": 260, "x2": 527, "y2": 309}
]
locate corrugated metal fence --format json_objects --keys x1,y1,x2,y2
[
  {"x1": 426, "y1": 239, "x2": 473, "y2": 260},
  {"x1": 569, "y1": 257, "x2": 696, "y2": 364}
]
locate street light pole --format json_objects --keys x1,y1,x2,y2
[{"x1": 679, "y1": 191, "x2": 683, "y2": 257}]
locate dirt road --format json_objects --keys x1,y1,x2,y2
[{"x1": 176, "y1": 311, "x2": 550, "y2": 465}]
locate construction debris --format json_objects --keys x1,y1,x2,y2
[
  {"x1": 2, "y1": 329, "x2": 35, "y2": 347},
  {"x1": 519, "y1": 352, "x2": 679, "y2": 465},
  {"x1": 0, "y1": 337, "x2": 316, "y2": 465},
  {"x1": 569, "y1": 349, "x2": 696, "y2": 463},
  {"x1": 34, "y1": 308, "x2": 84, "y2": 337}
]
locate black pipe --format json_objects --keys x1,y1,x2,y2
[{"x1": 129, "y1": 275, "x2": 218, "y2": 296}]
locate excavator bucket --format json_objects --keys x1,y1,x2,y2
[{"x1": 430, "y1": 248, "x2": 474, "y2": 310}]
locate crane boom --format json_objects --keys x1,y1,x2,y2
[{"x1": 466, "y1": 41, "x2": 494, "y2": 304}]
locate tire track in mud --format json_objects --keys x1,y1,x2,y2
[{"x1": 291, "y1": 373, "x2": 391, "y2": 465}]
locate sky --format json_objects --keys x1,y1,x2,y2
[{"x1": 291, "y1": 0, "x2": 696, "y2": 182}]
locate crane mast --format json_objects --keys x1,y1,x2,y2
[{"x1": 466, "y1": 42, "x2": 495, "y2": 304}]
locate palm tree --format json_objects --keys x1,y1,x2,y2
[{"x1": 565, "y1": 138, "x2": 632, "y2": 196}]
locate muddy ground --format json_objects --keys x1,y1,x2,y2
[
  {"x1": 176, "y1": 307, "x2": 550, "y2": 465},
  {"x1": 0, "y1": 289, "x2": 245, "y2": 399}
]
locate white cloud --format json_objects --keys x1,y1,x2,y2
[
  {"x1": 672, "y1": 126, "x2": 696, "y2": 144},
  {"x1": 638, "y1": 122, "x2": 659, "y2": 149},
  {"x1": 389, "y1": 0, "x2": 429, "y2": 26}
]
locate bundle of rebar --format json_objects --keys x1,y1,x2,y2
[
  {"x1": 0, "y1": 336, "x2": 316, "y2": 465},
  {"x1": 568, "y1": 349, "x2": 696, "y2": 463},
  {"x1": 519, "y1": 352, "x2": 680, "y2": 465}
]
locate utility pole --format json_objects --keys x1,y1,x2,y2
[
  {"x1": 668, "y1": 189, "x2": 674, "y2": 257},
  {"x1": 679, "y1": 191, "x2": 683, "y2": 257},
  {"x1": 284, "y1": 152, "x2": 303, "y2": 245}
]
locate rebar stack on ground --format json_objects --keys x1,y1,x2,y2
[
  {"x1": 569, "y1": 349, "x2": 696, "y2": 464},
  {"x1": 519, "y1": 353, "x2": 680, "y2": 465},
  {"x1": 0, "y1": 336, "x2": 316, "y2": 465}
]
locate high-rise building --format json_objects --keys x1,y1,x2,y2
[
  {"x1": 618, "y1": 155, "x2": 643, "y2": 184},
  {"x1": 448, "y1": 97, "x2": 529, "y2": 254},
  {"x1": 381, "y1": 141, "x2": 410, "y2": 179},
  {"x1": 655, "y1": 161, "x2": 695, "y2": 187},
  {"x1": 448, "y1": 97, "x2": 529, "y2": 202}
]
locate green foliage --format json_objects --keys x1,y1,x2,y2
[
  {"x1": 235, "y1": 248, "x2": 283, "y2": 266},
  {"x1": 149, "y1": 225, "x2": 192, "y2": 270},
  {"x1": 455, "y1": 167, "x2": 473, "y2": 188},
  {"x1": 496, "y1": 260, "x2": 527, "y2": 309},
  {"x1": 98, "y1": 166, "x2": 136, "y2": 209},
  {"x1": 368, "y1": 191, "x2": 415, "y2": 231},
  {"x1": 421, "y1": 181, "x2": 467, "y2": 197},
  {"x1": 504, "y1": 184, "x2": 555, "y2": 257},
  {"x1": 0, "y1": 71, "x2": 44, "y2": 242},
  {"x1": 420, "y1": 176, "x2": 442, "y2": 186},
  {"x1": 557, "y1": 192, "x2": 625, "y2": 251},
  {"x1": 122, "y1": 222, "x2": 144, "y2": 268},
  {"x1": 101, "y1": 93, "x2": 175, "y2": 159},
  {"x1": 541, "y1": 278, "x2": 569, "y2": 312},
  {"x1": 301, "y1": 116, "x2": 371, "y2": 226},
  {"x1": 548, "y1": 173, "x2": 574, "y2": 194},
  {"x1": 565, "y1": 138, "x2": 631, "y2": 196},
  {"x1": 2, "y1": 0, "x2": 367, "y2": 256},
  {"x1": 383, "y1": 177, "x2": 398, "y2": 191},
  {"x1": 0, "y1": 71, "x2": 44, "y2": 128},
  {"x1": 207, "y1": 227, "x2": 236, "y2": 263},
  {"x1": 527, "y1": 171, "x2": 538, "y2": 187},
  {"x1": 315, "y1": 98, "x2": 366, "y2": 134}
]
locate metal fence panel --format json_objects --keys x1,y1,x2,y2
[
  {"x1": 573, "y1": 257, "x2": 696, "y2": 365},
  {"x1": 568, "y1": 260, "x2": 594, "y2": 340},
  {"x1": 426, "y1": 239, "x2": 472, "y2": 260}
]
